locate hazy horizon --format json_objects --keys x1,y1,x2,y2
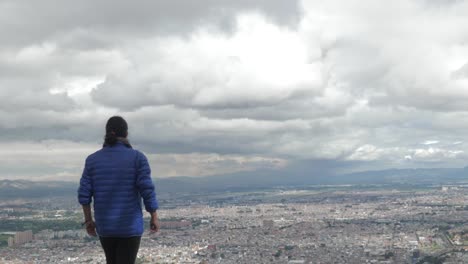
[{"x1": 2, "y1": 0, "x2": 468, "y2": 182}]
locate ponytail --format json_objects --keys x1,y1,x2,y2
[{"x1": 104, "y1": 131, "x2": 118, "y2": 146}]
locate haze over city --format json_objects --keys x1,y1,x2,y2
[{"x1": 2, "y1": 0, "x2": 468, "y2": 182}]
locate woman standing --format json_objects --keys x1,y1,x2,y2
[{"x1": 78, "y1": 116, "x2": 160, "y2": 264}]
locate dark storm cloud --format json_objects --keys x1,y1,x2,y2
[
  {"x1": 122, "y1": 105, "x2": 331, "y2": 156},
  {"x1": 0, "y1": 80, "x2": 75, "y2": 112},
  {"x1": 0, "y1": 0, "x2": 301, "y2": 47}
]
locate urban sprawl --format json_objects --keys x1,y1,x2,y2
[{"x1": 1, "y1": 185, "x2": 468, "y2": 263}]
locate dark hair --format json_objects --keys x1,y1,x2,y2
[{"x1": 103, "y1": 116, "x2": 128, "y2": 147}]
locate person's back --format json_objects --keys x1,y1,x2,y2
[
  {"x1": 84, "y1": 143, "x2": 153, "y2": 236},
  {"x1": 78, "y1": 116, "x2": 160, "y2": 264}
]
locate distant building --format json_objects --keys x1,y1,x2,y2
[
  {"x1": 263, "y1": 220, "x2": 274, "y2": 229},
  {"x1": 207, "y1": 244, "x2": 216, "y2": 250},
  {"x1": 7, "y1": 236, "x2": 14, "y2": 247},
  {"x1": 288, "y1": 260, "x2": 305, "y2": 264},
  {"x1": 8, "y1": 230, "x2": 33, "y2": 247}
]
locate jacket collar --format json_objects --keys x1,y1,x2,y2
[{"x1": 103, "y1": 138, "x2": 132, "y2": 148}]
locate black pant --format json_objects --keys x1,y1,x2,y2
[{"x1": 99, "y1": 236, "x2": 141, "y2": 264}]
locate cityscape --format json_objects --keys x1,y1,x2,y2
[{"x1": 1, "y1": 184, "x2": 467, "y2": 263}]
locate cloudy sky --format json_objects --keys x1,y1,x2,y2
[{"x1": 2, "y1": 0, "x2": 468, "y2": 181}]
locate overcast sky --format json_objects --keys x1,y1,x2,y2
[{"x1": 2, "y1": 0, "x2": 468, "y2": 181}]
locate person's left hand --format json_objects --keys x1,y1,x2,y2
[{"x1": 85, "y1": 220, "x2": 97, "y2": 236}]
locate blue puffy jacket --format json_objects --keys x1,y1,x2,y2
[{"x1": 77, "y1": 142, "x2": 158, "y2": 237}]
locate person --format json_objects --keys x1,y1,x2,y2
[{"x1": 77, "y1": 116, "x2": 160, "y2": 264}]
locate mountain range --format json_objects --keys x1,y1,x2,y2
[{"x1": 1, "y1": 166, "x2": 467, "y2": 199}]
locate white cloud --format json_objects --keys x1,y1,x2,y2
[
  {"x1": 347, "y1": 144, "x2": 466, "y2": 165},
  {"x1": 92, "y1": 13, "x2": 323, "y2": 110},
  {"x1": 422, "y1": 140, "x2": 439, "y2": 145}
]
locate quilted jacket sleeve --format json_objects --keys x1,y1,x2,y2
[
  {"x1": 136, "y1": 151, "x2": 159, "y2": 212},
  {"x1": 77, "y1": 157, "x2": 93, "y2": 205}
]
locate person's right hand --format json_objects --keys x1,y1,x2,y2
[
  {"x1": 150, "y1": 214, "x2": 160, "y2": 233},
  {"x1": 85, "y1": 220, "x2": 97, "y2": 237}
]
